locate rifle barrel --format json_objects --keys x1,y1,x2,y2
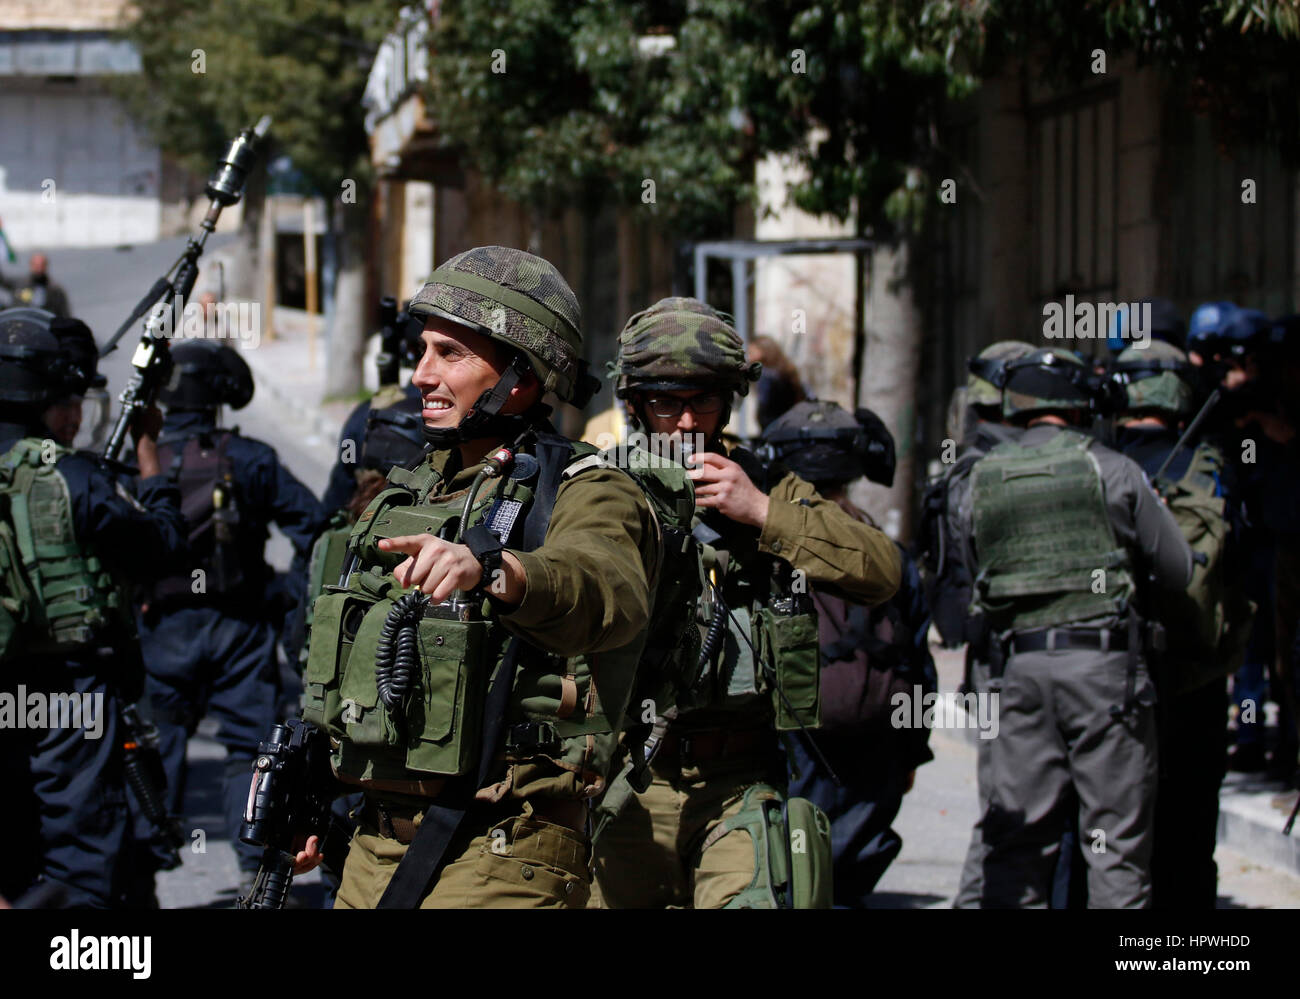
[{"x1": 1153, "y1": 388, "x2": 1220, "y2": 483}]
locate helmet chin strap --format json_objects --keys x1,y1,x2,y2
[{"x1": 422, "y1": 353, "x2": 539, "y2": 450}]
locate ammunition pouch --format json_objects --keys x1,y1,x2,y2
[
  {"x1": 708, "y1": 783, "x2": 832, "y2": 909},
  {"x1": 305, "y1": 579, "x2": 492, "y2": 781},
  {"x1": 754, "y1": 606, "x2": 821, "y2": 731},
  {"x1": 0, "y1": 439, "x2": 133, "y2": 659}
]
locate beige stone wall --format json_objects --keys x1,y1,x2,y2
[
  {"x1": 752, "y1": 152, "x2": 857, "y2": 410},
  {"x1": 0, "y1": 0, "x2": 131, "y2": 30}
]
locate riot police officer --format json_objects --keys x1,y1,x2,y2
[
  {"x1": 44, "y1": 315, "x2": 107, "y2": 448},
  {"x1": 960, "y1": 348, "x2": 1193, "y2": 908},
  {"x1": 0, "y1": 307, "x2": 186, "y2": 907},
  {"x1": 761, "y1": 400, "x2": 937, "y2": 906},
  {"x1": 922, "y1": 340, "x2": 1035, "y2": 908},
  {"x1": 135, "y1": 339, "x2": 326, "y2": 895},
  {"x1": 293, "y1": 245, "x2": 658, "y2": 908},
  {"x1": 592, "y1": 298, "x2": 901, "y2": 908}
]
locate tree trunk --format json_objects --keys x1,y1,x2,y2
[
  {"x1": 853, "y1": 237, "x2": 923, "y2": 544},
  {"x1": 324, "y1": 198, "x2": 368, "y2": 398}
]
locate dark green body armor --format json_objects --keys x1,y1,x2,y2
[
  {"x1": 303, "y1": 443, "x2": 650, "y2": 795},
  {"x1": 681, "y1": 459, "x2": 821, "y2": 734},
  {"x1": 971, "y1": 429, "x2": 1133, "y2": 632},
  {"x1": 0, "y1": 438, "x2": 134, "y2": 658}
]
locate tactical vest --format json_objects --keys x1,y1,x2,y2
[
  {"x1": 296, "y1": 510, "x2": 353, "y2": 675},
  {"x1": 0, "y1": 438, "x2": 134, "y2": 657},
  {"x1": 684, "y1": 460, "x2": 821, "y2": 733},
  {"x1": 970, "y1": 429, "x2": 1133, "y2": 632},
  {"x1": 303, "y1": 438, "x2": 688, "y2": 798},
  {"x1": 152, "y1": 430, "x2": 245, "y2": 601}
]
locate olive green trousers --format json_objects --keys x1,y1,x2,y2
[
  {"x1": 591, "y1": 758, "x2": 771, "y2": 909},
  {"x1": 335, "y1": 800, "x2": 591, "y2": 909}
]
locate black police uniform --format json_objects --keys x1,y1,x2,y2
[
  {"x1": 0, "y1": 418, "x2": 186, "y2": 907},
  {"x1": 135, "y1": 407, "x2": 326, "y2": 884}
]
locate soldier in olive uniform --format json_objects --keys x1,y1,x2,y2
[
  {"x1": 593, "y1": 298, "x2": 901, "y2": 908},
  {"x1": 293, "y1": 246, "x2": 657, "y2": 908},
  {"x1": 1111, "y1": 339, "x2": 1246, "y2": 908},
  {"x1": 959, "y1": 348, "x2": 1193, "y2": 908}
]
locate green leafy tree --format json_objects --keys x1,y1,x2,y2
[
  {"x1": 427, "y1": 0, "x2": 778, "y2": 239},
  {"x1": 114, "y1": 0, "x2": 402, "y2": 396}
]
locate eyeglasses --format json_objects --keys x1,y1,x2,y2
[{"x1": 642, "y1": 392, "x2": 726, "y2": 419}]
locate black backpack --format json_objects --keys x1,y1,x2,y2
[
  {"x1": 916, "y1": 452, "x2": 981, "y2": 648},
  {"x1": 153, "y1": 430, "x2": 245, "y2": 600}
]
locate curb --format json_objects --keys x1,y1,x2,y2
[{"x1": 241, "y1": 341, "x2": 345, "y2": 446}]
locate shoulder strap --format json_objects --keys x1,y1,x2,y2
[{"x1": 525, "y1": 432, "x2": 577, "y2": 549}]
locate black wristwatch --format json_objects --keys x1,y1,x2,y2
[{"x1": 463, "y1": 524, "x2": 506, "y2": 594}]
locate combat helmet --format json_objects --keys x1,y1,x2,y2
[
  {"x1": 1001, "y1": 348, "x2": 1099, "y2": 422},
  {"x1": 965, "y1": 341, "x2": 1036, "y2": 409},
  {"x1": 159, "y1": 340, "x2": 254, "y2": 412},
  {"x1": 50, "y1": 317, "x2": 106, "y2": 398},
  {"x1": 761, "y1": 400, "x2": 895, "y2": 489},
  {"x1": 1186, "y1": 301, "x2": 1239, "y2": 358},
  {"x1": 612, "y1": 297, "x2": 760, "y2": 432},
  {"x1": 1111, "y1": 340, "x2": 1195, "y2": 418},
  {"x1": 407, "y1": 246, "x2": 597, "y2": 447},
  {"x1": 0, "y1": 307, "x2": 73, "y2": 407}
]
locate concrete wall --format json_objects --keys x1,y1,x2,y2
[
  {"x1": 0, "y1": 1, "x2": 129, "y2": 31},
  {"x1": 753, "y1": 152, "x2": 857, "y2": 409}
]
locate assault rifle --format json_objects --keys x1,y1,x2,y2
[
  {"x1": 237, "y1": 718, "x2": 351, "y2": 910},
  {"x1": 1151, "y1": 388, "x2": 1220, "y2": 486},
  {"x1": 120, "y1": 702, "x2": 185, "y2": 869},
  {"x1": 100, "y1": 118, "x2": 271, "y2": 462}
]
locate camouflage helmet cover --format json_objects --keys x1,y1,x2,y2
[
  {"x1": 967, "y1": 340, "x2": 1036, "y2": 407},
  {"x1": 1113, "y1": 339, "x2": 1194, "y2": 417},
  {"x1": 613, "y1": 297, "x2": 761, "y2": 398},
  {"x1": 1002, "y1": 348, "x2": 1094, "y2": 419},
  {"x1": 407, "y1": 245, "x2": 585, "y2": 402}
]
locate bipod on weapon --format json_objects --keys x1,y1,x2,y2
[{"x1": 100, "y1": 117, "x2": 272, "y2": 462}]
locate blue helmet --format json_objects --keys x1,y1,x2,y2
[
  {"x1": 1217, "y1": 307, "x2": 1270, "y2": 357},
  {"x1": 1186, "y1": 301, "x2": 1239, "y2": 354},
  {"x1": 1106, "y1": 297, "x2": 1185, "y2": 353}
]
